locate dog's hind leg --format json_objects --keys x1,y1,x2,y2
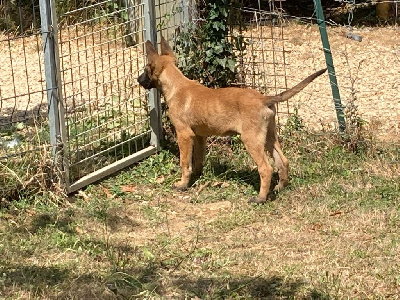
[
  {"x1": 174, "y1": 129, "x2": 195, "y2": 191},
  {"x1": 271, "y1": 140, "x2": 289, "y2": 192},
  {"x1": 266, "y1": 129, "x2": 289, "y2": 192},
  {"x1": 242, "y1": 131, "x2": 274, "y2": 204},
  {"x1": 193, "y1": 135, "x2": 207, "y2": 178}
]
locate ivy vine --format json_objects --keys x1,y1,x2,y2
[{"x1": 175, "y1": 0, "x2": 239, "y2": 88}]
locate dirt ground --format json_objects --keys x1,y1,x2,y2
[{"x1": 1, "y1": 24, "x2": 399, "y2": 142}]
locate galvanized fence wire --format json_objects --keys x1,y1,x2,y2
[
  {"x1": 152, "y1": 0, "x2": 290, "y2": 123},
  {"x1": 0, "y1": 1, "x2": 48, "y2": 159},
  {"x1": 228, "y1": 2, "x2": 291, "y2": 124},
  {"x1": 0, "y1": 0, "x2": 188, "y2": 196},
  {"x1": 271, "y1": 1, "x2": 400, "y2": 140},
  {"x1": 155, "y1": 0, "x2": 184, "y2": 38},
  {"x1": 57, "y1": 0, "x2": 151, "y2": 183},
  {"x1": 0, "y1": 1, "x2": 52, "y2": 197}
]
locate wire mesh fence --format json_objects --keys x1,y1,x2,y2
[
  {"x1": 0, "y1": 2, "x2": 47, "y2": 148},
  {"x1": 0, "y1": 0, "x2": 189, "y2": 196},
  {"x1": 274, "y1": 1, "x2": 400, "y2": 139},
  {"x1": 61, "y1": 0, "x2": 187, "y2": 191},
  {"x1": 228, "y1": 4, "x2": 291, "y2": 123},
  {"x1": 58, "y1": 1, "x2": 150, "y2": 187},
  {"x1": 0, "y1": 1, "x2": 50, "y2": 198}
]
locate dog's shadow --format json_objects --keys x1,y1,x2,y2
[{"x1": 203, "y1": 160, "x2": 280, "y2": 195}]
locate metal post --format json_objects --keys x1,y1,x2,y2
[
  {"x1": 313, "y1": 0, "x2": 346, "y2": 132},
  {"x1": 182, "y1": 0, "x2": 191, "y2": 25},
  {"x1": 39, "y1": 0, "x2": 69, "y2": 186},
  {"x1": 144, "y1": 0, "x2": 162, "y2": 149}
]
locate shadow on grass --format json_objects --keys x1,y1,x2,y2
[
  {"x1": 104, "y1": 264, "x2": 163, "y2": 298},
  {"x1": 0, "y1": 264, "x2": 69, "y2": 288},
  {"x1": 104, "y1": 269, "x2": 327, "y2": 299},
  {"x1": 29, "y1": 212, "x2": 76, "y2": 234},
  {"x1": 105, "y1": 264, "x2": 333, "y2": 299},
  {"x1": 28, "y1": 206, "x2": 140, "y2": 234},
  {"x1": 0, "y1": 262, "x2": 332, "y2": 299},
  {"x1": 173, "y1": 275, "x2": 305, "y2": 299},
  {"x1": 0, "y1": 263, "x2": 111, "y2": 299},
  {"x1": 209, "y1": 161, "x2": 280, "y2": 193}
]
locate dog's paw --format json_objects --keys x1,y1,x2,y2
[
  {"x1": 172, "y1": 182, "x2": 188, "y2": 191},
  {"x1": 273, "y1": 181, "x2": 289, "y2": 192},
  {"x1": 248, "y1": 197, "x2": 267, "y2": 204}
]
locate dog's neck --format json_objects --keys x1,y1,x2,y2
[{"x1": 159, "y1": 64, "x2": 191, "y2": 103}]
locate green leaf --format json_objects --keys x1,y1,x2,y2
[
  {"x1": 214, "y1": 45, "x2": 223, "y2": 54},
  {"x1": 15, "y1": 122, "x2": 25, "y2": 131},
  {"x1": 212, "y1": 22, "x2": 221, "y2": 31},
  {"x1": 209, "y1": 10, "x2": 218, "y2": 19},
  {"x1": 227, "y1": 59, "x2": 236, "y2": 72},
  {"x1": 142, "y1": 248, "x2": 154, "y2": 260},
  {"x1": 217, "y1": 57, "x2": 227, "y2": 68}
]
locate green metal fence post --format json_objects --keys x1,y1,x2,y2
[{"x1": 313, "y1": 0, "x2": 346, "y2": 132}]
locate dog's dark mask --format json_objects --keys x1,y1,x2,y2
[
  {"x1": 137, "y1": 69, "x2": 156, "y2": 90},
  {"x1": 137, "y1": 38, "x2": 175, "y2": 90}
]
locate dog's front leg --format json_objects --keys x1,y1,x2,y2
[
  {"x1": 193, "y1": 135, "x2": 207, "y2": 178},
  {"x1": 174, "y1": 130, "x2": 195, "y2": 191}
]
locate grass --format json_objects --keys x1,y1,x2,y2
[{"x1": 0, "y1": 124, "x2": 399, "y2": 299}]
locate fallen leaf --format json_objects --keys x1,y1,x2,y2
[
  {"x1": 212, "y1": 182, "x2": 223, "y2": 187},
  {"x1": 121, "y1": 185, "x2": 136, "y2": 193},
  {"x1": 102, "y1": 187, "x2": 113, "y2": 198},
  {"x1": 75, "y1": 226, "x2": 83, "y2": 234},
  {"x1": 196, "y1": 182, "x2": 210, "y2": 195},
  {"x1": 78, "y1": 190, "x2": 90, "y2": 201},
  {"x1": 221, "y1": 182, "x2": 230, "y2": 188},
  {"x1": 329, "y1": 211, "x2": 343, "y2": 217},
  {"x1": 155, "y1": 176, "x2": 165, "y2": 184}
]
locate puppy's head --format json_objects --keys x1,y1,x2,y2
[{"x1": 137, "y1": 37, "x2": 176, "y2": 89}]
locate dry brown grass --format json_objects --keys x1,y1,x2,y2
[{"x1": 1, "y1": 125, "x2": 399, "y2": 298}]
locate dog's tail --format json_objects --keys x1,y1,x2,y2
[{"x1": 264, "y1": 68, "x2": 327, "y2": 105}]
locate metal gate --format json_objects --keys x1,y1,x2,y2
[{"x1": 39, "y1": 0, "x2": 172, "y2": 193}]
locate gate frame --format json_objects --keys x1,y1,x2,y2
[
  {"x1": 39, "y1": 0, "x2": 69, "y2": 189},
  {"x1": 39, "y1": 0, "x2": 161, "y2": 193}
]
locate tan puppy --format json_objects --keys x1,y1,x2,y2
[{"x1": 138, "y1": 37, "x2": 326, "y2": 203}]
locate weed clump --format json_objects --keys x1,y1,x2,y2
[
  {"x1": 341, "y1": 90, "x2": 372, "y2": 153},
  {"x1": 0, "y1": 146, "x2": 65, "y2": 205}
]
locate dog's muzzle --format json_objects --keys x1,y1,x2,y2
[{"x1": 137, "y1": 71, "x2": 153, "y2": 89}]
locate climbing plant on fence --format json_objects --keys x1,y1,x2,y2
[{"x1": 174, "y1": 0, "x2": 238, "y2": 88}]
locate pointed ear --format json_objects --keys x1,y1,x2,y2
[
  {"x1": 160, "y1": 36, "x2": 175, "y2": 57},
  {"x1": 145, "y1": 40, "x2": 158, "y2": 59}
]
